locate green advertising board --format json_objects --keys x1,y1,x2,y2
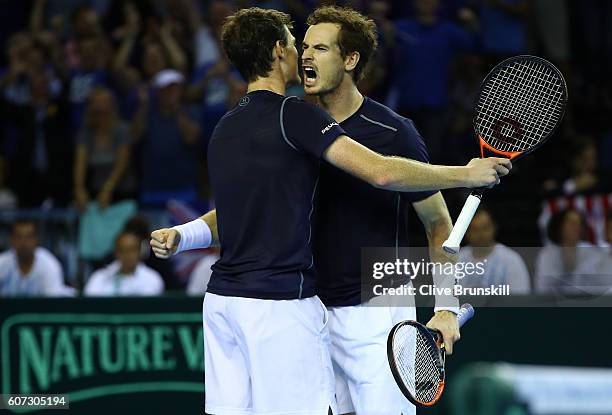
[
  {"x1": 0, "y1": 297, "x2": 205, "y2": 414},
  {"x1": 2, "y1": 297, "x2": 612, "y2": 414}
]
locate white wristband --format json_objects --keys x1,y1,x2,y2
[
  {"x1": 172, "y1": 219, "x2": 212, "y2": 254},
  {"x1": 434, "y1": 305, "x2": 460, "y2": 315}
]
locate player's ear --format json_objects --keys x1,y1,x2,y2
[
  {"x1": 275, "y1": 40, "x2": 286, "y2": 60},
  {"x1": 345, "y1": 51, "x2": 360, "y2": 72}
]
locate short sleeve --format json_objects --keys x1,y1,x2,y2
[
  {"x1": 281, "y1": 97, "x2": 346, "y2": 158},
  {"x1": 394, "y1": 119, "x2": 438, "y2": 203}
]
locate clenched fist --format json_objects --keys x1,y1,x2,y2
[{"x1": 150, "y1": 228, "x2": 181, "y2": 259}]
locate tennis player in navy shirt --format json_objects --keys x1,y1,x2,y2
[{"x1": 150, "y1": 7, "x2": 511, "y2": 415}]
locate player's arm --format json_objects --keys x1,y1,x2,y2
[
  {"x1": 150, "y1": 210, "x2": 219, "y2": 259},
  {"x1": 323, "y1": 135, "x2": 511, "y2": 191},
  {"x1": 412, "y1": 192, "x2": 461, "y2": 354}
]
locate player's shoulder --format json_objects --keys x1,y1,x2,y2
[
  {"x1": 360, "y1": 98, "x2": 418, "y2": 136},
  {"x1": 282, "y1": 95, "x2": 323, "y2": 113}
]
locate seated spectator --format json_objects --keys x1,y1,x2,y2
[
  {"x1": 123, "y1": 216, "x2": 182, "y2": 290},
  {"x1": 535, "y1": 208, "x2": 603, "y2": 294},
  {"x1": 593, "y1": 213, "x2": 612, "y2": 294},
  {"x1": 74, "y1": 87, "x2": 135, "y2": 210},
  {"x1": 132, "y1": 69, "x2": 201, "y2": 207},
  {"x1": 84, "y1": 231, "x2": 164, "y2": 296},
  {"x1": 561, "y1": 138, "x2": 608, "y2": 195},
  {"x1": 457, "y1": 208, "x2": 531, "y2": 294},
  {"x1": 187, "y1": 249, "x2": 220, "y2": 295},
  {"x1": 0, "y1": 220, "x2": 74, "y2": 297},
  {"x1": 0, "y1": 157, "x2": 17, "y2": 209}
]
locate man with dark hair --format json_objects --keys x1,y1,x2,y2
[
  {"x1": 302, "y1": 6, "x2": 463, "y2": 414},
  {"x1": 0, "y1": 220, "x2": 72, "y2": 297},
  {"x1": 84, "y1": 231, "x2": 164, "y2": 296},
  {"x1": 150, "y1": 7, "x2": 510, "y2": 414}
]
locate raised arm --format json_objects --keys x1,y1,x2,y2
[{"x1": 323, "y1": 135, "x2": 511, "y2": 191}]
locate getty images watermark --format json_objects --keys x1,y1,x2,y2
[
  {"x1": 370, "y1": 257, "x2": 511, "y2": 297},
  {"x1": 360, "y1": 246, "x2": 612, "y2": 307}
]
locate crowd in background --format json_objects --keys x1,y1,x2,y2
[{"x1": 0, "y1": 0, "x2": 611, "y2": 297}]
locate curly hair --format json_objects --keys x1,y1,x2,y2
[{"x1": 307, "y1": 6, "x2": 378, "y2": 82}]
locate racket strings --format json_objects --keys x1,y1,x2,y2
[
  {"x1": 476, "y1": 59, "x2": 565, "y2": 153},
  {"x1": 392, "y1": 325, "x2": 443, "y2": 404},
  {"x1": 481, "y1": 62, "x2": 557, "y2": 152},
  {"x1": 482, "y1": 62, "x2": 559, "y2": 151}
]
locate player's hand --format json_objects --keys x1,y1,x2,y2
[
  {"x1": 465, "y1": 157, "x2": 512, "y2": 188},
  {"x1": 426, "y1": 310, "x2": 460, "y2": 355},
  {"x1": 150, "y1": 228, "x2": 181, "y2": 259}
]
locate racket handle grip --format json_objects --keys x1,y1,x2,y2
[
  {"x1": 442, "y1": 192, "x2": 483, "y2": 254},
  {"x1": 457, "y1": 303, "x2": 475, "y2": 327}
]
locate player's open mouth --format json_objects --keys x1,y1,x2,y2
[{"x1": 303, "y1": 66, "x2": 317, "y2": 86}]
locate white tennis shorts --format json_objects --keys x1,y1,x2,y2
[
  {"x1": 203, "y1": 293, "x2": 337, "y2": 415},
  {"x1": 328, "y1": 297, "x2": 416, "y2": 415}
]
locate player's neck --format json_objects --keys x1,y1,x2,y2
[
  {"x1": 247, "y1": 76, "x2": 286, "y2": 96},
  {"x1": 319, "y1": 79, "x2": 363, "y2": 123}
]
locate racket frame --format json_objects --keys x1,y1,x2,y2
[
  {"x1": 387, "y1": 320, "x2": 446, "y2": 407},
  {"x1": 443, "y1": 55, "x2": 568, "y2": 254},
  {"x1": 387, "y1": 304, "x2": 475, "y2": 406},
  {"x1": 473, "y1": 54, "x2": 568, "y2": 162}
]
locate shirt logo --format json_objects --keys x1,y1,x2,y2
[
  {"x1": 239, "y1": 96, "x2": 250, "y2": 106},
  {"x1": 321, "y1": 122, "x2": 339, "y2": 134}
]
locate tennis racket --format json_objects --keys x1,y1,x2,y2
[
  {"x1": 387, "y1": 303, "x2": 475, "y2": 406},
  {"x1": 442, "y1": 55, "x2": 568, "y2": 254}
]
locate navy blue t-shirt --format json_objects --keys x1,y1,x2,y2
[
  {"x1": 313, "y1": 97, "x2": 436, "y2": 306},
  {"x1": 207, "y1": 90, "x2": 345, "y2": 300}
]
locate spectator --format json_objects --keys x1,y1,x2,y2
[
  {"x1": 535, "y1": 208, "x2": 602, "y2": 294},
  {"x1": 0, "y1": 157, "x2": 17, "y2": 209},
  {"x1": 1, "y1": 32, "x2": 35, "y2": 105},
  {"x1": 68, "y1": 34, "x2": 112, "y2": 130},
  {"x1": 595, "y1": 211, "x2": 612, "y2": 295},
  {"x1": 1, "y1": 65, "x2": 73, "y2": 207},
  {"x1": 132, "y1": 69, "x2": 201, "y2": 207},
  {"x1": 123, "y1": 215, "x2": 182, "y2": 290},
  {"x1": 477, "y1": 0, "x2": 529, "y2": 61},
  {"x1": 185, "y1": 51, "x2": 246, "y2": 153},
  {"x1": 560, "y1": 138, "x2": 608, "y2": 195},
  {"x1": 458, "y1": 208, "x2": 531, "y2": 293},
  {"x1": 0, "y1": 220, "x2": 73, "y2": 297},
  {"x1": 73, "y1": 87, "x2": 135, "y2": 211},
  {"x1": 389, "y1": 0, "x2": 476, "y2": 163},
  {"x1": 84, "y1": 230, "x2": 164, "y2": 296},
  {"x1": 61, "y1": 4, "x2": 104, "y2": 70},
  {"x1": 187, "y1": 249, "x2": 220, "y2": 295}
]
